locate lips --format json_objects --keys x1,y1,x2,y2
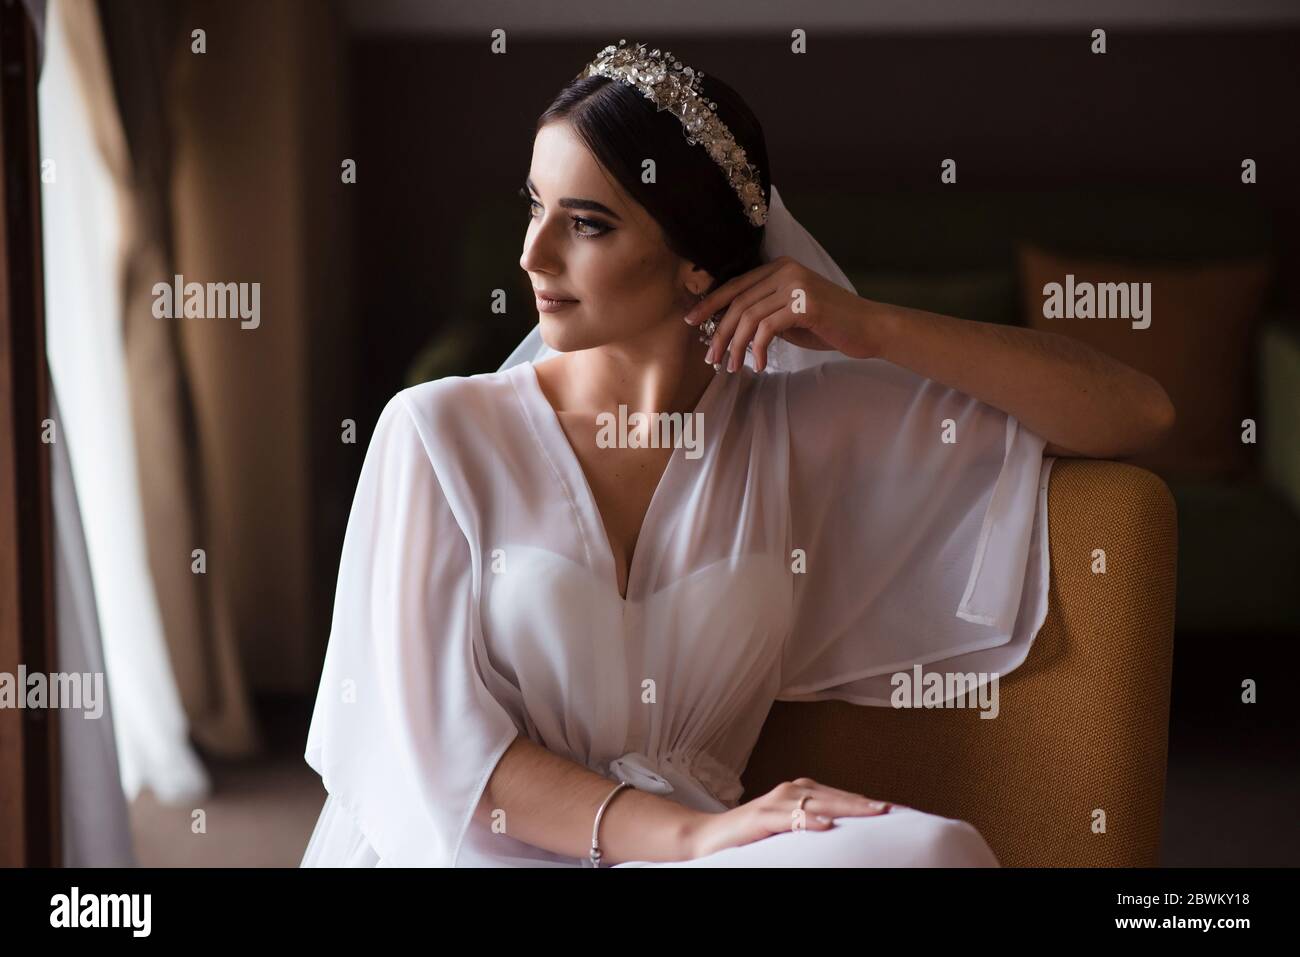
[{"x1": 534, "y1": 289, "x2": 576, "y2": 302}]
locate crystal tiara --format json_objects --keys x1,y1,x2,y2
[{"x1": 580, "y1": 39, "x2": 769, "y2": 228}]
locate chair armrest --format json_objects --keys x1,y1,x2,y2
[{"x1": 743, "y1": 459, "x2": 1177, "y2": 866}]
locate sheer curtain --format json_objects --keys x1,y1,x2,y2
[
  {"x1": 39, "y1": 0, "x2": 208, "y2": 805},
  {"x1": 50, "y1": 384, "x2": 136, "y2": 865}
]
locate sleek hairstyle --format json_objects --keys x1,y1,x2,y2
[{"x1": 536, "y1": 65, "x2": 771, "y2": 294}]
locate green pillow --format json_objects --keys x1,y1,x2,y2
[
  {"x1": 1260, "y1": 316, "x2": 1300, "y2": 518},
  {"x1": 405, "y1": 320, "x2": 479, "y2": 387}
]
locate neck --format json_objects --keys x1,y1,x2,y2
[{"x1": 539, "y1": 332, "x2": 719, "y2": 418}]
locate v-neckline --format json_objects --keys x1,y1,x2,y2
[{"x1": 516, "y1": 358, "x2": 728, "y2": 603}]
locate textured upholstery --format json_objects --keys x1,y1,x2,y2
[{"x1": 741, "y1": 459, "x2": 1178, "y2": 866}]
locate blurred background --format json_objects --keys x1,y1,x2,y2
[{"x1": 22, "y1": 0, "x2": 1300, "y2": 866}]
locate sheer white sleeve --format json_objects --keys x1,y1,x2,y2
[
  {"x1": 303, "y1": 391, "x2": 520, "y2": 866},
  {"x1": 777, "y1": 357, "x2": 1054, "y2": 706}
]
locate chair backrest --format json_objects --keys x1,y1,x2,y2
[{"x1": 741, "y1": 459, "x2": 1177, "y2": 866}]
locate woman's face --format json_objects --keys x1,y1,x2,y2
[{"x1": 520, "y1": 120, "x2": 707, "y2": 353}]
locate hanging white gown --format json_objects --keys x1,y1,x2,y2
[{"x1": 301, "y1": 354, "x2": 1053, "y2": 867}]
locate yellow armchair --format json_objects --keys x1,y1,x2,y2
[{"x1": 742, "y1": 459, "x2": 1178, "y2": 866}]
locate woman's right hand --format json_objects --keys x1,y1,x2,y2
[{"x1": 682, "y1": 778, "x2": 895, "y2": 861}]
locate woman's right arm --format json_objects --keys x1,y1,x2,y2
[
  {"x1": 473, "y1": 736, "x2": 703, "y2": 865},
  {"x1": 474, "y1": 737, "x2": 896, "y2": 865}
]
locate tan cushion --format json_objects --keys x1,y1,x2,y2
[{"x1": 1018, "y1": 244, "x2": 1272, "y2": 479}]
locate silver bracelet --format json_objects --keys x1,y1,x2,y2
[{"x1": 589, "y1": 780, "x2": 632, "y2": 868}]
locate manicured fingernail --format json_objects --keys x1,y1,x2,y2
[
  {"x1": 867, "y1": 801, "x2": 886, "y2": 812},
  {"x1": 816, "y1": 815, "x2": 832, "y2": 823},
  {"x1": 727, "y1": 353, "x2": 737, "y2": 372}
]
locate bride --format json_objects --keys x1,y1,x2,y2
[{"x1": 300, "y1": 40, "x2": 1174, "y2": 868}]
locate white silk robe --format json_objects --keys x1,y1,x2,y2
[{"x1": 301, "y1": 355, "x2": 1053, "y2": 867}]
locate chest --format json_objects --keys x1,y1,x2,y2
[{"x1": 554, "y1": 411, "x2": 673, "y2": 594}]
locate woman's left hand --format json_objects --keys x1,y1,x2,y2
[{"x1": 684, "y1": 255, "x2": 891, "y2": 372}]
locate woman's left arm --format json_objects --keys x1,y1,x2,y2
[
  {"x1": 869, "y1": 301, "x2": 1177, "y2": 459},
  {"x1": 686, "y1": 256, "x2": 1177, "y2": 460}
]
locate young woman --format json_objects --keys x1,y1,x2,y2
[{"x1": 301, "y1": 41, "x2": 1174, "y2": 868}]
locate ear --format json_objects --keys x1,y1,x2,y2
[{"x1": 678, "y1": 260, "x2": 715, "y2": 297}]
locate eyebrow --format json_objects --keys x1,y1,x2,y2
[{"x1": 525, "y1": 177, "x2": 622, "y2": 222}]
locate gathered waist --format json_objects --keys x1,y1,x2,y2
[{"x1": 605, "y1": 749, "x2": 744, "y2": 812}]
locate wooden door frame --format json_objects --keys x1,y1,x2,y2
[{"x1": 0, "y1": 0, "x2": 59, "y2": 868}]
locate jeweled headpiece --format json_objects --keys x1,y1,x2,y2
[{"x1": 580, "y1": 39, "x2": 769, "y2": 228}]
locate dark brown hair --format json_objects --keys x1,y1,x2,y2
[{"x1": 537, "y1": 60, "x2": 771, "y2": 295}]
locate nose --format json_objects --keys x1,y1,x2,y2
[{"x1": 519, "y1": 211, "x2": 561, "y2": 277}]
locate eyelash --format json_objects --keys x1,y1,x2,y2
[{"x1": 518, "y1": 186, "x2": 610, "y2": 240}]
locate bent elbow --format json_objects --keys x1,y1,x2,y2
[
  {"x1": 1152, "y1": 384, "x2": 1177, "y2": 439},
  {"x1": 1112, "y1": 380, "x2": 1175, "y2": 460},
  {"x1": 1133, "y1": 382, "x2": 1176, "y2": 455}
]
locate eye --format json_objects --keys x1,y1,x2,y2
[
  {"x1": 518, "y1": 187, "x2": 610, "y2": 240},
  {"x1": 570, "y1": 217, "x2": 608, "y2": 239}
]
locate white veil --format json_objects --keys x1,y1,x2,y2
[{"x1": 497, "y1": 184, "x2": 857, "y2": 374}]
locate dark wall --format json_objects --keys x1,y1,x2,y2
[{"x1": 349, "y1": 29, "x2": 1300, "y2": 418}]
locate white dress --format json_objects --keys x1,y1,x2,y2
[{"x1": 301, "y1": 355, "x2": 1053, "y2": 867}]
